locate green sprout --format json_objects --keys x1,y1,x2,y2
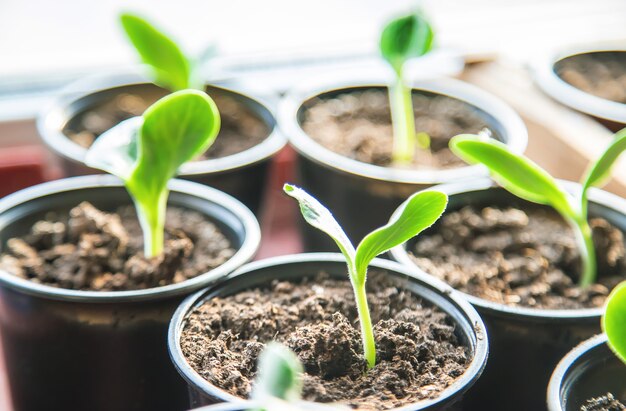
[
  {"x1": 450, "y1": 127, "x2": 626, "y2": 287},
  {"x1": 85, "y1": 89, "x2": 220, "y2": 257},
  {"x1": 380, "y1": 11, "x2": 434, "y2": 164},
  {"x1": 120, "y1": 13, "x2": 216, "y2": 91},
  {"x1": 252, "y1": 342, "x2": 303, "y2": 408},
  {"x1": 284, "y1": 184, "x2": 447, "y2": 369},
  {"x1": 251, "y1": 343, "x2": 342, "y2": 411},
  {"x1": 603, "y1": 281, "x2": 626, "y2": 365}
]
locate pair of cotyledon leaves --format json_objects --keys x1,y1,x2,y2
[{"x1": 450, "y1": 130, "x2": 626, "y2": 366}]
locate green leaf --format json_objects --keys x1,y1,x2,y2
[
  {"x1": 603, "y1": 281, "x2": 626, "y2": 364},
  {"x1": 380, "y1": 12, "x2": 434, "y2": 75},
  {"x1": 354, "y1": 191, "x2": 447, "y2": 283},
  {"x1": 450, "y1": 134, "x2": 576, "y2": 218},
  {"x1": 85, "y1": 117, "x2": 141, "y2": 180},
  {"x1": 86, "y1": 89, "x2": 220, "y2": 256},
  {"x1": 283, "y1": 184, "x2": 356, "y2": 265},
  {"x1": 582, "y1": 128, "x2": 626, "y2": 193},
  {"x1": 252, "y1": 343, "x2": 303, "y2": 404},
  {"x1": 120, "y1": 13, "x2": 192, "y2": 91}
]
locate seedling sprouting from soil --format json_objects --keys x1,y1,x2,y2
[
  {"x1": 450, "y1": 128, "x2": 626, "y2": 286},
  {"x1": 603, "y1": 281, "x2": 626, "y2": 365},
  {"x1": 284, "y1": 184, "x2": 447, "y2": 368},
  {"x1": 251, "y1": 343, "x2": 342, "y2": 411},
  {"x1": 120, "y1": 13, "x2": 216, "y2": 91},
  {"x1": 85, "y1": 89, "x2": 220, "y2": 257},
  {"x1": 380, "y1": 11, "x2": 434, "y2": 164}
]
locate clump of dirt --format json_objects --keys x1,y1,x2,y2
[
  {"x1": 0, "y1": 202, "x2": 235, "y2": 291},
  {"x1": 64, "y1": 90, "x2": 270, "y2": 160},
  {"x1": 181, "y1": 273, "x2": 470, "y2": 410},
  {"x1": 411, "y1": 206, "x2": 626, "y2": 309},
  {"x1": 555, "y1": 52, "x2": 626, "y2": 104},
  {"x1": 301, "y1": 89, "x2": 492, "y2": 169},
  {"x1": 580, "y1": 393, "x2": 625, "y2": 411}
]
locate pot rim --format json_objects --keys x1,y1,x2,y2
[
  {"x1": 278, "y1": 76, "x2": 528, "y2": 185},
  {"x1": 546, "y1": 333, "x2": 608, "y2": 411},
  {"x1": 168, "y1": 252, "x2": 489, "y2": 411},
  {"x1": 531, "y1": 44, "x2": 626, "y2": 124},
  {"x1": 390, "y1": 177, "x2": 626, "y2": 321},
  {"x1": 0, "y1": 174, "x2": 261, "y2": 303},
  {"x1": 36, "y1": 72, "x2": 287, "y2": 176}
]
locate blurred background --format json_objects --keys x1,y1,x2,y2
[{"x1": 2, "y1": 0, "x2": 626, "y2": 119}]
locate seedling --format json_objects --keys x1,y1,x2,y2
[
  {"x1": 380, "y1": 11, "x2": 434, "y2": 164},
  {"x1": 120, "y1": 13, "x2": 216, "y2": 91},
  {"x1": 450, "y1": 127, "x2": 626, "y2": 286},
  {"x1": 603, "y1": 281, "x2": 626, "y2": 364},
  {"x1": 251, "y1": 343, "x2": 342, "y2": 411},
  {"x1": 85, "y1": 89, "x2": 220, "y2": 257},
  {"x1": 284, "y1": 184, "x2": 447, "y2": 368}
]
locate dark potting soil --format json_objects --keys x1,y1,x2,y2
[
  {"x1": 411, "y1": 206, "x2": 626, "y2": 309},
  {"x1": 64, "y1": 91, "x2": 270, "y2": 160},
  {"x1": 181, "y1": 273, "x2": 470, "y2": 410},
  {"x1": 301, "y1": 89, "x2": 490, "y2": 169},
  {"x1": 555, "y1": 52, "x2": 626, "y2": 104},
  {"x1": 580, "y1": 393, "x2": 625, "y2": 411},
  {"x1": 0, "y1": 202, "x2": 235, "y2": 291}
]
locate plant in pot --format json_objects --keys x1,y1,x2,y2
[
  {"x1": 37, "y1": 12, "x2": 285, "y2": 214},
  {"x1": 0, "y1": 90, "x2": 261, "y2": 411},
  {"x1": 278, "y1": 10, "x2": 527, "y2": 251},
  {"x1": 391, "y1": 128, "x2": 626, "y2": 411},
  {"x1": 532, "y1": 45, "x2": 626, "y2": 132},
  {"x1": 547, "y1": 281, "x2": 626, "y2": 411},
  {"x1": 168, "y1": 185, "x2": 488, "y2": 410}
]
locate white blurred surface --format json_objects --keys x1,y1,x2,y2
[{"x1": 2, "y1": 0, "x2": 626, "y2": 82}]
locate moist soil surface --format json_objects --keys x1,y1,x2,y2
[
  {"x1": 301, "y1": 89, "x2": 491, "y2": 169},
  {"x1": 181, "y1": 272, "x2": 470, "y2": 410},
  {"x1": 555, "y1": 52, "x2": 626, "y2": 104},
  {"x1": 64, "y1": 90, "x2": 270, "y2": 160},
  {"x1": 0, "y1": 202, "x2": 235, "y2": 291},
  {"x1": 580, "y1": 393, "x2": 625, "y2": 411},
  {"x1": 411, "y1": 206, "x2": 626, "y2": 309}
]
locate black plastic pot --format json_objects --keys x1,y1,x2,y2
[
  {"x1": 532, "y1": 46, "x2": 626, "y2": 132},
  {"x1": 279, "y1": 77, "x2": 528, "y2": 251},
  {"x1": 390, "y1": 178, "x2": 626, "y2": 411},
  {"x1": 0, "y1": 175, "x2": 261, "y2": 411},
  {"x1": 168, "y1": 253, "x2": 489, "y2": 411},
  {"x1": 37, "y1": 73, "x2": 286, "y2": 215},
  {"x1": 547, "y1": 334, "x2": 626, "y2": 411}
]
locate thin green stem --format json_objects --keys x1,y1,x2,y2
[
  {"x1": 390, "y1": 72, "x2": 422, "y2": 164},
  {"x1": 135, "y1": 189, "x2": 169, "y2": 257},
  {"x1": 350, "y1": 270, "x2": 376, "y2": 369},
  {"x1": 570, "y1": 215, "x2": 596, "y2": 287}
]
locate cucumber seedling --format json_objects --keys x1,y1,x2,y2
[
  {"x1": 120, "y1": 13, "x2": 216, "y2": 91},
  {"x1": 380, "y1": 11, "x2": 434, "y2": 164},
  {"x1": 251, "y1": 343, "x2": 343, "y2": 411},
  {"x1": 284, "y1": 184, "x2": 447, "y2": 368},
  {"x1": 450, "y1": 127, "x2": 626, "y2": 287},
  {"x1": 85, "y1": 89, "x2": 220, "y2": 257},
  {"x1": 603, "y1": 281, "x2": 626, "y2": 365}
]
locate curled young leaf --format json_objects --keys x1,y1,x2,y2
[
  {"x1": 603, "y1": 281, "x2": 626, "y2": 365},
  {"x1": 354, "y1": 190, "x2": 447, "y2": 284},
  {"x1": 120, "y1": 13, "x2": 192, "y2": 91},
  {"x1": 380, "y1": 12, "x2": 434, "y2": 75},
  {"x1": 283, "y1": 184, "x2": 356, "y2": 266}
]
